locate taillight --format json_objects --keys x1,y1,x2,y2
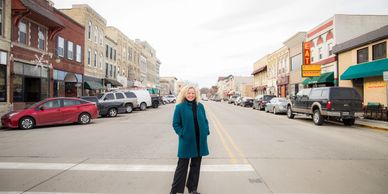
[{"x1": 326, "y1": 100, "x2": 332, "y2": 110}]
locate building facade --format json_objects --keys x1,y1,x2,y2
[
  {"x1": 104, "y1": 33, "x2": 120, "y2": 90},
  {"x1": 284, "y1": 32, "x2": 306, "y2": 96},
  {"x1": 306, "y1": 14, "x2": 388, "y2": 88},
  {"x1": 334, "y1": 25, "x2": 388, "y2": 106},
  {"x1": 0, "y1": 0, "x2": 11, "y2": 116},
  {"x1": 51, "y1": 8, "x2": 84, "y2": 98},
  {"x1": 160, "y1": 76, "x2": 177, "y2": 96},
  {"x1": 11, "y1": 0, "x2": 64, "y2": 110},
  {"x1": 251, "y1": 55, "x2": 269, "y2": 96},
  {"x1": 275, "y1": 46, "x2": 289, "y2": 97},
  {"x1": 60, "y1": 4, "x2": 107, "y2": 95}
]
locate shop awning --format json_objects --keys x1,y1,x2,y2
[
  {"x1": 303, "y1": 72, "x2": 334, "y2": 85},
  {"x1": 341, "y1": 58, "x2": 388, "y2": 80},
  {"x1": 105, "y1": 78, "x2": 123, "y2": 87},
  {"x1": 84, "y1": 81, "x2": 104, "y2": 90}
]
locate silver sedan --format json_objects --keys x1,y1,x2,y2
[{"x1": 265, "y1": 97, "x2": 288, "y2": 114}]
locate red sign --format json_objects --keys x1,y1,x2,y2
[{"x1": 304, "y1": 42, "x2": 311, "y2": 65}]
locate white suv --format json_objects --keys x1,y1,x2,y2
[{"x1": 164, "y1": 95, "x2": 176, "y2": 103}]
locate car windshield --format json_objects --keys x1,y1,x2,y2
[{"x1": 28, "y1": 101, "x2": 44, "y2": 109}]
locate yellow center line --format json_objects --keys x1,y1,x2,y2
[
  {"x1": 205, "y1": 104, "x2": 248, "y2": 164},
  {"x1": 208, "y1": 112, "x2": 238, "y2": 164}
]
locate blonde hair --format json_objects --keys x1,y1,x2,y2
[{"x1": 176, "y1": 85, "x2": 200, "y2": 104}]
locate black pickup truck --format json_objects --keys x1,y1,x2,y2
[
  {"x1": 286, "y1": 87, "x2": 363, "y2": 126},
  {"x1": 79, "y1": 96, "x2": 126, "y2": 117}
]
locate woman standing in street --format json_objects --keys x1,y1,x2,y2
[{"x1": 170, "y1": 86, "x2": 210, "y2": 194}]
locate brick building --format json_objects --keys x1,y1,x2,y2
[{"x1": 11, "y1": 0, "x2": 64, "y2": 110}]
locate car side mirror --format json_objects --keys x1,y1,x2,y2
[
  {"x1": 103, "y1": 97, "x2": 108, "y2": 101},
  {"x1": 40, "y1": 106, "x2": 45, "y2": 111}
]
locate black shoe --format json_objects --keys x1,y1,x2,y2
[{"x1": 190, "y1": 191, "x2": 201, "y2": 194}]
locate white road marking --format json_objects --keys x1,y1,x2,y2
[
  {"x1": 0, "y1": 162, "x2": 254, "y2": 172},
  {"x1": 0, "y1": 192, "x2": 106, "y2": 194}
]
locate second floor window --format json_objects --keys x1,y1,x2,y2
[
  {"x1": 318, "y1": 47, "x2": 323, "y2": 60},
  {"x1": 328, "y1": 43, "x2": 333, "y2": 56},
  {"x1": 76, "y1": 45, "x2": 82, "y2": 62},
  {"x1": 372, "y1": 42, "x2": 386, "y2": 61},
  {"x1": 0, "y1": 0, "x2": 4, "y2": 36},
  {"x1": 87, "y1": 49, "x2": 91, "y2": 65},
  {"x1": 94, "y1": 51, "x2": 97, "y2": 67},
  {"x1": 100, "y1": 54, "x2": 103, "y2": 69},
  {"x1": 357, "y1": 47, "x2": 368, "y2": 64},
  {"x1": 88, "y1": 21, "x2": 92, "y2": 40},
  {"x1": 57, "y1": 37, "x2": 64, "y2": 57},
  {"x1": 38, "y1": 28, "x2": 45, "y2": 50},
  {"x1": 106, "y1": 45, "x2": 109, "y2": 58},
  {"x1": 67, "y1": 41, "x2": 73, "y2": 60},
  {"x1": 94, "y1": 26, "x2": 98, "y2": 43},
  {"x1": 18, "y1": 21, "x2": 27, "y2": 44}
]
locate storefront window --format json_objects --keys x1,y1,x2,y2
[
  {"x1": 0, "y1": 65, "x2": 6, "y2": 102},
  {"x1": 13, "y1": 75, "x2": 23, "y2": 102},
  {"x1": 41, "y1": 78, "x2": 48, "y2": 100}
]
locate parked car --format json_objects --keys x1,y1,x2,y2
[
  {"x1": 287, "y1": 87, "x2": 363, "y2": 126},
  {"x1": 129, "y1": 90, "x2": 152, "y2": 110},
  {"x1": 99, "y1": 91, "x2": 137, "y2": 113},
  {"x1": 1, "y1": 97, "x2": 98, "y2": 130},
  {"x1": 79, "y1": 96, "x2": 125, "y2": 117},
  {"x1": 240, "y1": 97, "x2": 254, "y2": 107},
  {"x1": 253, "y1": 95, "x2": 276, "y2": 110},
  {"x1": 234, "y1": 97, "x2": 243, "y2": 106},
  {"x1": 165, "y1": 95, "x2": 176, "y2": 103},
  {"x1": 229, "y1": 95, "x2": 239, "y2": 104},
  {"x1": 161, "y1": 96, "x2": 169, "y2": 105},
  {"x1": 202, "y1": 96, "x2": 208, "y2": 101},
  {"x1": 265, "y1": 97, "x2": 288, "y2": 114}
]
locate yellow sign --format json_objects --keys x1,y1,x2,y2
[{"x1": 302, "y1": 64, "x2": 321, "y2": 77}]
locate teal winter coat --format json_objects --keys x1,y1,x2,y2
[{"x1": 172, "y1": 101, "x2": 210, "y2": 158}]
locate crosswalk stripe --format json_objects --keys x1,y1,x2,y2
[{"x1": 0, "y1": 162, "x2": 254, "y2": 172}]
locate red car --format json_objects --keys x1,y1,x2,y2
[{"x1": 1, "y1": 97, "x2": 98, "y2": 130}]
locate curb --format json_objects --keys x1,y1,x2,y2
[{"x1": 355, "y1": 123, "x2": 388, "y2": 132}]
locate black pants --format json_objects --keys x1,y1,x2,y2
[{"x1": 171, "y1": 157, "x2": 202, "y2": 193}]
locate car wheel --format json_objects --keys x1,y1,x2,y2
[
  {"x1": 125, "y1": 104, "x2": 133, "y2": 113},
  {"x1": 152, "y1": 101, "x2": 159, "y2": 108},
  {"x1": 313, "y1": 109, "x2": 324, "y2": 125},
  {"x1": 343, "y1": 118, "x2": 355, "y2": 126},
  {"x1": 140, "y1": 102, "x2": 147, "y2": 111},
  {"x1": 78, "y1": 112, "x2": 91, "y2": 124},
  {"x1": 287, "y1": 106, "x2": 295, "y2": 119},
  {"x1": 108, "y1": 108, "x2": 118, "y2": 117},
  {"x1": 172, "y1": 100, "x2": 176, "y2": 103},
  {"x1": 18, "y1": 117, "x2": 35, "y2": 130}
]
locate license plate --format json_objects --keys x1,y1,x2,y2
[{"x1": 342, "y1": 112, "x2": 349, "y2": 116}]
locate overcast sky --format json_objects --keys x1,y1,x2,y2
[{"x1": 52, "y1": 0, "x2": 388, "y2": 88}]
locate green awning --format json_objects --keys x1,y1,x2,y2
[
  {"x1": 84, "y1": 81, "x2": 104, "y2": 90},
  {"x1": 303, "y1": 72, "x2": 334, "y2": 85},
  {"x1": 341, "y1": 58, "x2": 388, "y2": 80},
  {"x1": 303, "y1": 78, "x2": 312, "y2": 85}
]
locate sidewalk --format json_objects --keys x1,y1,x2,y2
[{"x1": 355, "y1": 118, "x2": 388, "y2": 131}]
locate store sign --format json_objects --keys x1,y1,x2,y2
[
  {"x1": 302, "y1": 64, "x2": 321, "y2": 77},
  {"x1": 303, "y1": 42, "x2": 311, "y2": 65},
  {"x1": 302, "y1": 42, "x2": 321, "y2": 77}
]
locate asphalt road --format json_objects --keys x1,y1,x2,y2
[{"x1": 0, "y1": 101, "x2": 387, "y2": 194}]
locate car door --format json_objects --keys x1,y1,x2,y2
[
  {"x1": 35, "y1": 99, "x2": 63, "y2": 126},
  {"x1": 62, "y1": 99, "x2": 82, "y2": 122}
]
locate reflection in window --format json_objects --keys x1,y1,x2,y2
[
  {"x1": 0, "y1": 65, "x2": 5, "y2": 102},
  {"x1": 13, "y1": 75, "x2": 23, "y2": 102}
]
